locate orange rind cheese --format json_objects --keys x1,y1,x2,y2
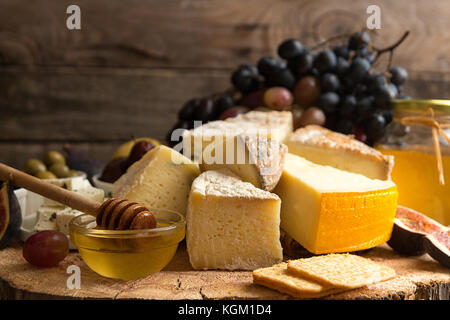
[{"x1": 274, "y1": 154, "x2": 398, "y2": 254}]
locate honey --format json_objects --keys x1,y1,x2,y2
[
  {"x1": 378, "y1": 147, "x2": 450, "y2": 225},
  {"x1": 70, "y1": 211, "x2": 186, "y2": 280}
]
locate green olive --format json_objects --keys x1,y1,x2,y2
[
  {"x1": 49, "y1": 163, "x2": 70, "y2": 178},
  {"x1": 36, "y1": 171, "x2": 58, "y2": 180},
  {"x1": 24, "y1": 159, "x2": 47, "y2": 176},
  {"x1": 44, "y1": 151, "x2": 66, "y2": 166}
]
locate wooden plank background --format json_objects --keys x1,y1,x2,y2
[{"x1": 0, "y1": 0, "x2": 449, "y2": 169}]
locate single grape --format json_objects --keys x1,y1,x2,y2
[
  {"x1": 289, "y1": 52, "x2": 314, "y2": 76},
  {"x1": 389, "y1": 66, "x2": 408, "y2": 86},
  {"x1": 231, "y1": 67, "x2": 259, "y2": 93},
  {"x1": 365, "y1": 72, "x2": 386, "y2": 92},
  {"x1": 320, "y1": 73, "x2": 340, "y2": 92},
  {"x1": 356, "y1": 95, "x2": 374, "y2": 119},
  {"x1": 294, "y1": 107, "x2": 326, "y2": 128},
  {"x1": 333, "y1": 45, "x2": 349, "y2": 59},
  {"x1": 178, "y1": 98, "x2": 201, "y2": 120},
  {"x1": 278, "y1": 39, "x2": 303, "y2": 60},
  {"x1": 219, "y1": 106, "x2": 250, "y2": 120},
  {"x1": 373, "y1": 85, "x2": 395, "y2": 109},
  {"x1": 265, "y1": 68, "x2": 296, "y2": 90},
  {"x1": 365, "y1": 112, "x2": 386, "y2": 141},
  {"x1": 263, "y1": 87, "x2": 293, "y2": 110},
  {"x1": 257, "y1": 57, "x2": 286, "y2": 77},
  {"x1": 354, "y1": 127, "x2": 367, "y2": 143},
  {"x1": 194, "y1": 98, "x2": 217, "y2": 122},
  {"x1": 348, "y1": 31, "x2": 371, "y2": 50},
  {"x1": 293, "y1": 76, "x2": 321, "y2": 107},
  {"x1": 350, "y1": 57, "x2": 371, "y2": 82},
  {"x1": 313, "y1": 50, "x2": 337, "y2": 73},
  {"x1": 339, "y1": 95, "x2": 357, "y2": 118},
  {"x1": 317, "y1": 92, "x2": 340, "y2": 113},
  {"x1": 216, "y1": 93, "x2": 235, "y2": 115},
  {"x1": 335, "y1": 57, "x2": 350, "y2": 76},
  {"x1": 23, "y1": 231, "x2": 69, "y2": 267}
]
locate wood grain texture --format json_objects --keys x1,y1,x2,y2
[
  {"x1": 0, "y1": 243, "x2": 448, "y2": 300},
  {"x1": 0, "y1": 0, "x2": 448, "y2": 72}
]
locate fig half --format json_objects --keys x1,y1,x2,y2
[
  {"x1": 388, "y1": 206, "x2": 449, "y2": 267},
  {"x1": 0, "y1": 181, "x2": 22, "y2": 249}
]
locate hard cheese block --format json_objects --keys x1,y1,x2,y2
[
  {"x1": 199, "y1": 135, "x2": 287, "y2": 191},
  {"x1": 113, "y1": 145, "x2": 200, "y2": 216},
  {"x1": 274, "y1": 154, "x2": 398, "y2": 254},
  {"x1": 182, "y1": 111, "x2": 293, "y2": 161},
  {"x1": 186, "y1": 169, "x2": 283, "y2": 270},
  {"x1": 285, "y1": 125, "x2": 394, "y2": 180}
]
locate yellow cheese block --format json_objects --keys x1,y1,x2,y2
[
  {"x1": 274, "y1": 154, "x2": 398, "y2": 254},
  {"x1": 113, "y1": 145, "x2": 200, "y2": 216}
]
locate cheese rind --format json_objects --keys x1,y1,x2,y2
[
  {"x1": 186, "y1": 169, "x2": 283, "y2": 270},
  {"x1": 285, "y1": 125, "x2": 394, "y2": 180},
  {"x1": 182, "y1": 111, "x2": 293, "y2": 161},
  {"x1": 113, "y1": 145, "x2": 200, "y2": 216},
  {"x1": 274, "y1": 154, "x2": 398, "y2": 254},
  {"x1": 199, "y1": 135, "x2": 287, "y2": 191}
]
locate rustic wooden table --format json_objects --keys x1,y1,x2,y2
[{"x1": 0, "y1": 243, "x2": 448, "y2": 300}]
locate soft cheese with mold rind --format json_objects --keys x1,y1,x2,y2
[
  {"x1": 187, "y1": 169, "x2": 283, "y2": 270},
  {"x1": 274, "y1": 153, "x2": 398, "y2": 254},
  {"x1": 182, "y1": 111, "x2": 292, "y2": 161},
  {"x1": 113, "y1": 145, "x2": 200, "y2": 216},
  {"x1": 285, "y1": 125, "x2": 394, "y2": 180},
  {"x1": 200, "y1": 135, "x2": 287, "y2": 191}
]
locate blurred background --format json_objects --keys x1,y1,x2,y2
[{"x1": 0, "y1": 0, "x2": 449, "y2": 168}]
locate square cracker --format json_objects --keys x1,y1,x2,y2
[
  {"x1": 253, "y1": 263, "x2": 347, "y2": 298},
  {"x1": 287, "y1": 254, "x2": 396, "y2": 289}
]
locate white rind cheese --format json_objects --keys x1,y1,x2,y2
[
  {"x1": 186, "y1": 169, "x2": 283, "y2": 270},
  {"x1": 113, "y1": 145, "x2": 200, "y2": 216},
  {"x1": 56, "y1": 208, "x2": 84, "y2": 234},
  {"x1": 285, "y1": 125, "x2": 394, "y2": 180},
  {"x1": 199, "y1": 135, "x2": 287, "y2": 191}
]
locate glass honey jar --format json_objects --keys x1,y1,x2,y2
[{"x1": 375, "y1": 100, "x2": 450, "y2": 225}]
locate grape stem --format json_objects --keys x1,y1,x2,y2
[
  {"x1": 311, "y1": 34, "x2": 353, "y2": 50},
  {"x1": 371, "y1": 31, "x2": 410, "y2": 67}
]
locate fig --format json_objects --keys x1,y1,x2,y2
[
  {"x1": 99, "y1": 157, "x2": 128, "y2": 183},
  {"x1": 423, "y1": 234, "x2": 450, "y2": 268},
  {"x1": 63, "y1": 145, "x2": 104, "y2": 183},
  {"x1": 0, "y1": 181, "x2": 22, "y2": 249},
  {"x1": 388, "y1": 206, "x2": 449, "y2": 262}
]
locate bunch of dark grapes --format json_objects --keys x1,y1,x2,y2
[{"x1": 167, "y1": 31, "x2": 410, "y2": 146}]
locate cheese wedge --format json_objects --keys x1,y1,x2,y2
[
  {"x1": 113, "y1": 145, "x2": 200, "y2": 216},
  {"x1": 182, "y1": 111, "x2": 293, "y2": 161},
  {"x1": 274, "y1": 153, "x2": 398, "y2": 254},
  {"x1": 285, "y1": 125, "x2": 394, "y2": 180},
  {"x1": 186, "y1": 169, "x2": 283, "y2": 270},
  {"x1": 199, "y1": 135, "x2": 287, "y2": 191}
]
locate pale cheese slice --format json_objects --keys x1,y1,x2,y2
[
  {"x1": 186, "y1": 169, "x2": 283, "y2": 270},
  {"x1": 199, "y1": 135, "x2": 287, "y2": 191},
  {"x1": 274, "y1": 153, "x2": 398, "y2": 254},
  {"x1": 113, "y1": 145, "x2": 200, "y2": 216},
  {"x1": 285, "y1": 125, "x2": 394, "y2": 180}
]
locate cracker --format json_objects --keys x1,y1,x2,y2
[
  {"x1": 252, "y1": 263, "x2": 347, "y2": 298},
  {"x1": 287, "y1": 254, "x2": 396, "y2": 289}
]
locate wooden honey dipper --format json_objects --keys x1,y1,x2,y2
[{"x1": 0, "y1": 162, "x2": 157, "y2": 230}]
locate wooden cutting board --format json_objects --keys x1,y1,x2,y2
[{"x1": 0, "y1": 242, "x2": 448, "y2": 300}]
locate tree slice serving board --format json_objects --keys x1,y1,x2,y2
[{"x1": 0, "y1": 242, "x2": 448, "y2": 300}]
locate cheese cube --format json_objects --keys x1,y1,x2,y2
[
  {"x1": 187, "y1": 169, "x2": 283, "y2": 270},
  {"x1": 199, "y1": 135, "x2": 287, "y2": 191},
  {"x1": 34, "y1": 207, "x2": 59, "y2": 231},
  {"x1": 274, "y1": 154, "x2": 398, "y2": 254},
  {"x1": 56, "y1": 207, "x2": 83, "y2": 234},
  {"x1": 114, "y1": 145, "x2": 200, "y2": 216}
]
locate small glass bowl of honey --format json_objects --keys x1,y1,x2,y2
[{"x1": 69, "y1": 209, "x2": 185, "y2": 280}]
